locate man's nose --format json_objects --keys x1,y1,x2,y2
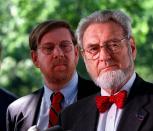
[
  {"x1": 52, "y1": 46, "x2": 64, "y2": 58},
  {"x1": 98, "y1": 47, "x2": 111, "y2": 61}
]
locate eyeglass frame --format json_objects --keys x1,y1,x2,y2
[
  {"x1": 37, "y1": 40, "x2": 74, "y2": 55},
  {"x1": 81, "y1": 36, "x2": 130, "y2": 60}
]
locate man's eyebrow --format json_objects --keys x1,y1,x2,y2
[
  {"x1": 61, "y1": 40, "x2": 72, "y2": 42},
  {"x1": 40, "y1": 42, "x2": 54, "y2": 46},
  {"x1": 86, "y1": 43, "x2": 99, "y2": 48}
]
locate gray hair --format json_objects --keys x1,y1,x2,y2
[{"x1": 76, "y1": 10, "x2": 132, "y2": 48}]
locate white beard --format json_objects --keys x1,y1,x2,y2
[{"x1": 94, "y1": 70, "x2": 127, "y2": 90}]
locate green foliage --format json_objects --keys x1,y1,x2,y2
[{"x1": 0, "y1": 0, "x2": 153, "y2": 96}]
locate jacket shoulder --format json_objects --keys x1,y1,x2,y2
[
  {"x1": 8, "y1": 88, "x2": 43, "y2": 113},
  {"x1": 77, "y1": 76, "x2": 100, "y2": 99},
  {"x1": 0, "y1": 88, "x2": 17, "y2": 103},
  {"x1": 133, "y1": 75, "x2": 153, "y2": 94},
  {"x1": 61, "y1": 93, "x2": 99, "y2": 129}
]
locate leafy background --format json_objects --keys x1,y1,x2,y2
[{"x1": 0, "y1": 0, "x2": 153, "y2": 97}]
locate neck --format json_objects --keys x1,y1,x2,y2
[
  {"x1": 103, "y1": 86, "x2": 124, "y2": 95},
  {"x1": 44, "y1": 71, "x2": 76, "y2": 92},
  {"x1": 103, "y1": 72, "x2": 133, "y2": 95},
  {"x1": 44, "y1": 79, "x2": 69, "y2": 92}
]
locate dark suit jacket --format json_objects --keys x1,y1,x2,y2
[
  {"x1": 61, "y1": 75, "x2": 153, "y2": 131},
  {"x1": 0, "y1": 88, "x2": 17, "y2": 131},
  {"x1": 6, "y1": 76, "x2": 100, "y2": 131}
]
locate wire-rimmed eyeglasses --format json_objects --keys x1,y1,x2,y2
[
  {"x1": 81, "y1": 37, "x2": 129, "y2": 60},
  {"x1": 38, "y1": 41, "x2": 73, "y2": 55}
]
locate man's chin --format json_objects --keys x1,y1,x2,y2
[
  {"x1": 99, "y1": 68, "x2": 119, "y2": 76},
  {"x1": 94, "y1": 70, "x2": 127, "y2": 90},
  {"x1": 51, "y1": 76, "x2": 67, "y2": 83},
  {"x1": 53, "y1": 65, "x2": 67, "y2": 71}
]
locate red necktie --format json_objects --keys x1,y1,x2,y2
[
  {"x1": 48, "y1": 92, "x2": 64, "y2": 127},
  {"x1": 96, "y1": 90, "x2": 127, "y2": 113}
]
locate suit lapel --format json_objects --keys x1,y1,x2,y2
[
  {"x1": 117, "y1": 95, "x2": 148, "y2": 131},
  {"x1": 17, "y1": 88, "x2": 44, "y2": 130},
  {"x1": 76, "y1": 93, "x2": 100, "y2": 131},
  {"x1": 77, "y1": 76, "x2": 100, "y2": 100},
  {"x1": 77, "y1": 76, "x2": 87, "y2": 100},
  {"x1": 117, "y1": 75, "x2": 149, "y2": 131}
]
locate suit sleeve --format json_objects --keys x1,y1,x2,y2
[{"x1": 6, "y1": 105, "x2": 16, "y2": 131}]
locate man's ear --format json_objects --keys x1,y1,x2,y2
[
  {"x1": 80, "y1": 48, "x2": 86, "y2": 61},
  {"x1": 129, "y1": 36, "x2": 137, "y2": 61},
  {"x1": 31, "y1": 50, "x2": 40, "y2": 68},
  {"x1": 74, "y1": 45, "x2": 79, "y2": 65},
  {"x1": 81, "y1": 50, "x2": 84, "y2": 58}
]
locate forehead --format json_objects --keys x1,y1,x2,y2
[
  {"x1": 40, "y1": 27, "x2": 72, "y2": 44},
  {"x1": 83, "y1": 22, "x2": 124, "y2": 45}
]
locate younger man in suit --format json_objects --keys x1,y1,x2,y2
[
  {"x1": 7, "y1": 20, "x2": 99, "y2": 131},
  {"x1": 60, "y1": 10, "x2": 153, "y2": 131}
]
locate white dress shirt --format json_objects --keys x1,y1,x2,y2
[
  {"x1": 97, "y1": 72, "x2": 136, "y2": 131},
  {"x1": 36, "y1": 72, "x2": 78, "y2": 130}
]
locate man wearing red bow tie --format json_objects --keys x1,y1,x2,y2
[{"x1": 60, "y1": 10, "x2": 153, "y2": 131}]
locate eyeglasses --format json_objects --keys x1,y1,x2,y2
[
  {"x1": 81, "y1": 37, "x2": 129, "y2": 60},
  {"x1": 38, "y1": 41, "x2": 73, "y2": 55}
]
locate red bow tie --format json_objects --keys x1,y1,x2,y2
[{"x1": 96, "y1": 90, "x2": 127, "y2": 113}]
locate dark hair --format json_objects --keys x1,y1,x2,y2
[{"x1": 29, "y1": 20, "x2": 77, "y2": 50}]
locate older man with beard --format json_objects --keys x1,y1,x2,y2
[{"x1": 60, "y1": 10, "x2": 153, "y2": 131}]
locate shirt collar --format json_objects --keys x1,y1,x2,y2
[
  {"x1": 101, "y1": 72, "x2": 136, "y2": 96},
  {"x1": 60, "y1": 71, "x2": 78, "y2": 104},
  {"x1": 43, "y1": 71, "x2": 78, "y2": 107}
]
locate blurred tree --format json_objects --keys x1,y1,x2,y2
[{"x1": 0, "y1": 0, "x2": 152, "y2": 97}]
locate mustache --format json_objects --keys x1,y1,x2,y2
[{"x1": 52, "y1": 58, "x2": 67, "y2": 67}]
